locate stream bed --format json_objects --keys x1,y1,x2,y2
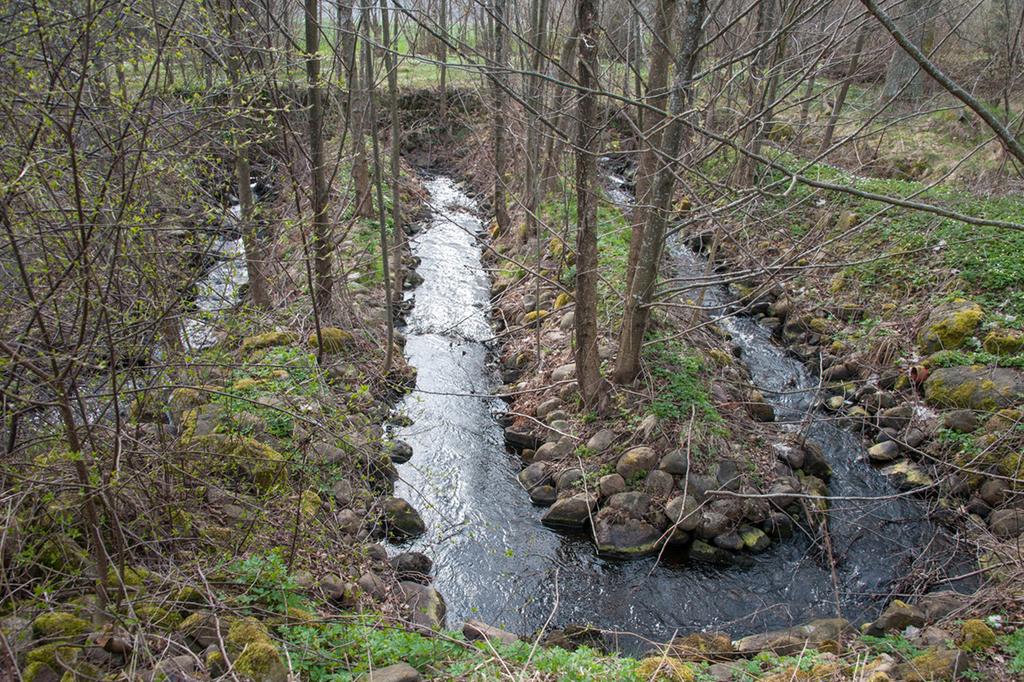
[{"x1": 391, "y1": 174, "x2": 969, "y2": 650}]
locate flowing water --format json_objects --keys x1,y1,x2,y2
[{"x1": 390, "y1": 174, "x2": 968, "y2": 650}]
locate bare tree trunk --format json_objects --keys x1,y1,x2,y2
[
  {"x1": 573, "y1": 0, "x2": 603, "y2": 409},
  {"x1": 364, "y1": 12, "x2": 395, "y2": 375},
  {"x1": 882, "y1": 0, "x2": 928, "y2": 103},
  {"x1": 820, "y1": 25, "x2": 867, "y2": 153},
  {"x1": 614, "y1": 0, "x2": 707, "y2": 385},
  {"x1": 226, "y1": 0, "x2": 271, "y2": 309},
  {"x1": 625, "y1": 0, "x2": 677, "y2": 300},
  {"x1": 380, "y1": 0, "x2": 403, "y2": 312},
  {"x1": 339, "y1": 1, "x2": 373, "y2": 217},
  {"x1": 541, "y1": 30, "x2": 577, "y2": 196},
  {"x1": 439, "y1": 0, "x2": 448, "y2": 121},
  {"x1": 492, "y1": 0, "x2": 510, "y2": 235},
  {"x1": 306, "y1": 0, "x2": 333, "y2": 314}
]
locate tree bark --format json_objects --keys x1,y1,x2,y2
[
  {"x1": 625, "y1": 0, "x2": 677, "y2": 300},
  {"x1": 306, "y1": 0, "x2": 333, "y2": 314},
  {"x1": 573, "y1": 0, "x2": 603, "y2": 408},
  {"x1": 881, "y1": 0, "x2": 929, "y2": 103},
  {"x1": 339, "y1": 1, "x2": 374, "y2": 217},
  {"x1": 820, "y1": 26, "x2": 867, "y2": 153},
  {"x1": 380, "y1": 0, "x2": 404, "y2": 313},
  {"x1": 613, "y1": 0, "x2": 707, "y2": 385},
  {"x1": 491, "y1": 0, "x2": 510, "y2": 235}
]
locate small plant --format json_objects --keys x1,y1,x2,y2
[{"x1": 227, "y1": 550, "x2": 303, "y2": 614}]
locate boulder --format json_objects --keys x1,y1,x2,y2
[
  {"x1": 801, "y1": 440, "x2": 832, "y2": 479},
  {"x1": 659, "y1": 450, "x2": 690, "y2": 476},
  {"x1": 667, "y1": 632, "x2": 736, "y2": 661},
  {"x1": 360, "y1": 662, "x2": 423, "y2": 682},
  {"x1": 738, "y1": 525, "x2": 770, "y2": 552},
  {"x1": 877, "y1": 404, "x2": 914, "y2": 430},
  {"x1": 882, "y1": 460, "x2": 933, "y2": 491},
  {"x1": 747, "y1": 391, "x2": 775, "y2": 422},
  {"x1": 398, "y1": 582, "x2": 446, "y2": 630},
  {"x1": 585, "y1": 429, "x2": 617, "y2": 453},
  {"x1": 606, "y1": 491, "x2": 652, "y2": 517},
  {"x1": 940, "y1": 409, "x2": 979, "y2": 433},
  {"x1": 924, "y1": 365, "x2": 1024, "y2": 410},
  {"x1": 390, "y1": 553, "x2": 433, "y2": 583},
  {"x1": 551, "y1": 364, "x2": 576, "y2": 382},
  {"x1": 529, "y1": 485, "x2": 557, "y2": 506},
  {"x1": 866, "y1": 600, "x2": 925, "y2": 636},
  {"x1": 896, "y1": 648, "x2": 968, "y2": 682},
  {"x1": 541, "y1": 493, "x2": 597, "y2": 529},
  {"x1": 598, "y1": 474, "x2": 626, "y2": 499},
  {"x1": 696, "y1": 511, "x2": 730, "y2": 539},
  {"x1": 387, "y1": 440, "x2": 413, "y2": 464},
  {"x1": 643, "y1": 469, "x2": 675, "y2": 498},
  {"x1": 868, "y1": 441, "x2": 900, "y2": 463},
  {"x1": 988, "y1": 508, "x2": 1024, "y2": 538},
  {"x1": 518, "y1": 462, "x2": 552, "y2": 491},
  {"x1": 556, "y1": 468, "x2": 585, "y2": 493},
  {"x1": 665, "y1": 495, "x2": 701, "y2": 532},
  {"x1": 383, "y1": 498, "x2": 426, "y2": 539},
  {"x1": 535, "y1": 398, "x2": 563, "y2": 420},
  {"x1": 713, "y1": 532, "x2": 744, "y2": 551},
  {"x1": 462, "y1": 619, "x2": 518, "y2": 645},
  {"x1": 918, "y1": 301, "x2": 983, "y2": 353},
  {"x1": 593, "y1": 514, "x2": 662, "y2": 557},
  {"x1": 616, "y1": 446, "x2": 659, "y2": 480},
  {"x1": 736, "y1": 618, "x2": 850, "y2": 656},
  {"x1": 983, "y1": 328, "x2": 1024, "y2": 355},
  {"x1": 916, "y1": 592, "x2": 966, "y2": 622}
]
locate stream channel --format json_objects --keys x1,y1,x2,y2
[{"x1": 389, "y1": 173, "x2": 969, "y2": 650}]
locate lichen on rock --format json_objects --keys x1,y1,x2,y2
[{"x1": 917, "y1": 301, "x2": 983, "y2": 353}]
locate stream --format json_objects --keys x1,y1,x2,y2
[{"x1": 390, "y1": 174, "x2": 969, "y2": 650}]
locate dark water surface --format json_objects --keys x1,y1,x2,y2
[{"x1": 390, "y1": 175, "x2": 966, "y2": 650}]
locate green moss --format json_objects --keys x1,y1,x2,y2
[
  {"x1": 524, "y1": 309, "x2": 549, "y2": 324},
  {"x1": 636, "y1": 656, "x2": 695, "y2": 681},
  {"x1": 918, "y1": 301, "x2": 983, "y2": 353},
  {"x1": 309, "y1": 327, "x2": 353, "y2": 353},
  {"x1": 135, "y1": 605, "x2": 182, "y2": 631},
  {"x1": 191, "y1": 434, "x2": 285, "y2": 491},
  {"x1": 32, "y1": 612, "x2": 89, "y2": 639},
  {"x1": 106, "y1": 565, "x2": 149, "y2": 588},
  {"x1": 227, "y1": 616, "x2": 271, "y2": 651},
  {"x1": 554, "y1": 292, "x2": 571, "y2": 309},
  {"x1": 984, "y1": 329, "x2": 1024, "y2": 355},
  {"x1": 23, "y1": 662, "x2": 57, "y2": 682},
  {"x1": 299, "y1": 490, "x2": 322, "y2": 518},
  {"x1": 959, "y1": 619, "x2": 996, "y2": 652},
  {"x1": 173, "y1": 586, "x2": 205, "y2": 612},
  {"x1": 241, "y1": 331, "x2": 298, "y2": 353},
  {"x1": 26, "y1": 643, "x2": 78, "y2": 666},
  {"x1": 235, "y1": 640, "x2": 287, "y2": 681}
]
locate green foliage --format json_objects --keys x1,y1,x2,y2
[
  {"x1": 999, "y1": 629, "x2": 1024, "y2": 674},
  {"x1": 225, "y1": 550, "x2": 303, "y2": 615},
  {"x1": 861, "y1": 633, "x2": 925, "y2": 659},
  {"x1": 644, "y1": 339, "x2": 722, "y2": 426},
  {"x1": 928, "y1": 349, "x2": 1024, "y2": 369},
  {"x1": 281, "y1": 616, "x2": 644, "y2": 681}
]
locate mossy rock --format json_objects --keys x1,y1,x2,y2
[
  {"x1": 32, "y1": 612, "x2": 89, "y2": 640},
  {"x1": 636, "y1": 656, "x2": 696, "y2": 681},
  {"x1": 982, "y1": 328, "x2": 1024, "y2": 355},
  {"x1": 173, "y1": 586, "x2": 205, "y2": 613},
  {"x1": 135, "y1": 605, "x2": 182, "y2": 631},
  {"x1": 923, "y1": 365, "x2": 1024, "y2": 410},
  {"x1": 241, "y1": 331, "x2": 298, "y2": 353},
  {"x1": 917, "y1": 301, "x2": 983, "y2": 353},
  {"x1": 707, "y1": 349, "x2": 733, "y2": 367},
  {"x1": 982, "y1": 408, "x2": 1023, "y2": 434},
  {"x1": 308, "y1": 327, "x2": 353, "y2": 353},
  {"x1": 168, "y1": 387, "x2": 210, "y2": 413},
  {"x1": 26, "y1": 643, "x2": 79, "y2": 667},
  {"x1": 231, "y1": 377, "x2": 263, "y2": 392},
  {"x1": 106, "y1": 565, "x2": 149, "y2": 588},
  {"x1": 299, "y1": 490, "x2": 322, "y2": 518},
  {"x1": 958, "y1": 619, "x2": 995, "y2": 652},
  {"x1": 896, "y1": 647, "x2": 967, "y2": 681},
  {"x1": 523, "y1": 310, "x2": 549, "y2": 325},
  {"x1": 234, "y1": 640, "x2": 288, "y2": 682},
  {"x1": 554, "y1": 292, "x2": 571, "y2": 309},
  {"x1": 191, "y1": 434, "x2": 286, "y2": 491},
  {"x1": 226, "y1": 616, "x2": 270, "y2": 651}
]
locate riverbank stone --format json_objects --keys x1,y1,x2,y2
[
  {"x1": 988, "y1": 508, "x2": 1024, "y2": 538},
  {"x1": 586, "y1": 429, "x2": 617, "y2": 453},
  {"x1": 518, "y1": 461, "x2": 551, "y2": 491},
  {"x1": 616, "y1": 446, "x2": 659, "y2": 480},
  {"x1": 593, "y1": 513, "x2": 662, "y2": 557},
  {"x1": 398, "y1": 582, "x2": 446, "y2": 630},
  {"x1": 383, "y1": 498, "x2": 426, "y2": 539},
  {"x1": 463, "y1": 619, "x2": 518, "y2": 645},
  {"x1": 866, "y1": 600, "x2": 925, "y2": 636},
  {"x1": 918, "y1": 301, "x2": 983, "y2": 354},
  {"x1": 665, "y1": 495, "x2": 701, "y2": 532},
  {"x1": 868, "y1": 441, "x2": 900, "y2": 463},
  {"x1": 359, "y1": 662, "x2": 422, "y2": 682},
  {"x1": 924, "y1": 365, "x2": 1024, "y2": 410},
  {"x1": 541, "y1": 493, "x2": 597, "y2": 529},
  {"x1": 598, "y1": 474, "x2": 626, "y2": 499},
  {"x1": 387, "y1": 440, "x2": 413, "y2": 464}
]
